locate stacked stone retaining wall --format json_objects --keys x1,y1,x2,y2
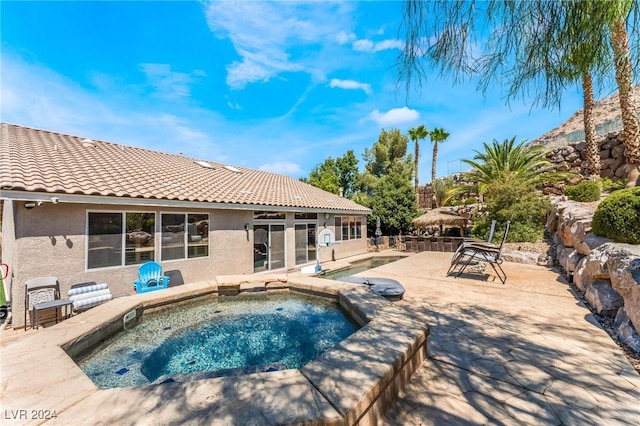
[
  {"x1": 542, "y1": 131, "x2": 628, "y2": 194},
  {"x1": 548, "y1": 197, "x2": 640, "y2": 352}
]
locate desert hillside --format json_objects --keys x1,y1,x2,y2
[{"x1": 531, "y1": 84, "x2": 640, "y2": 149}]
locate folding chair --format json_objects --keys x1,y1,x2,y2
[
  {"x1": 448, "y1": 221, "x2": 510, "y2": 284},
  {"x1": 25, "y1": 277, "x2": 72, "y2": 329}
]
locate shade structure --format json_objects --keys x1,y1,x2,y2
[{"x1": 412, "y1": 207, "x2": 468, "y2": 229}]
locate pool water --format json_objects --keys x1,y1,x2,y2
[
  {"x1": 74, "y1": 293, "x2": 358, "y2": 389},
  {"x1": 320, "y1": 256, "x2": 406, "y2": 280}
]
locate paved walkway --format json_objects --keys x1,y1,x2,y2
[{"x1": 365, "y1": 251, "x2": 640, "y2": 425}]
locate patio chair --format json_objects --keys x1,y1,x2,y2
[
  {"x1": 448, "y1": 221, "x2": 510, "y2": 284},
  {"x1": 68, "y1": 281, "x2": 113, "y2": 312},
  {"x1": 134, "y1": 261, "x2": 170, "y2": 293},
  {"x1": 24, "y1": 277, "x2": 72, "y2": 329},
  {"x1": 449, "y1": 219, "x2": 497, "y2": 268}
]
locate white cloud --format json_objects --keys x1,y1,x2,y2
[
  {"x1": 204, "y1": 1, "x2": 353, "y2": 89},
  {"x1": 225, "y1": 95, "x2": 242, "y2": 110},
  {"x1": 369, "y1": 107, "x2": 420, "y2": 126},
  {"x1": 139, "y1": 63, "x2": 203, "y2": 99},
  {"x1": 258, "y1": 161, "x2": 303, "y2": 176},
  {"x1": 1, "y1": 53, "x2": 225, "y2": 161},
  {"x1": 336, "y1": 30, "x2": 355, "y2": 45},
  {"x1": 353, "y1": 38, "x2": 403, "y2": 52},
  {"x1": 329, "y1": 78, "x2": 372, "y2": 95}
]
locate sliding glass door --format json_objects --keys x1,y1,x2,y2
[{"x1": 253, "y1": 224, "x2": 285, "y2": 272}]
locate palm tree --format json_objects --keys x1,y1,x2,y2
[
  {"x1": 398, "y1": 0, "x2": 640, "y2": 185},
  {"x1": 408, "y1": 125, "x2": 429, "y2": 192},
  {"x1": 463, "y1": 137, "x2": 568, "y2": 195},
  {"x1": 610, "y1": 12, "x2": 640, "y2": 186},
  {"x1": 429, "y1": 127, "x2": 450, "y2": 182}
]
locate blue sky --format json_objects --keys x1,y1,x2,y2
[{"x1": 1, "y1": 0, "x2": 586, "y2": 181}]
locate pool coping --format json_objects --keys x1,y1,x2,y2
[{"x1": 0, "y1": 274, "x2": 429, "y2": 425}]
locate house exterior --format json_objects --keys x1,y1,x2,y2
[{"x1": 1, "y1": 123, "x2": 370, "y2": 328}]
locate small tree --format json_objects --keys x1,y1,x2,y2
[
  {"x1": 360, "y1": 128, "x2": 418, "y2": 234},
  {"x1": 302, "y1": 150, "x2": 359, "y2": 198},
  {"x1": 462, "y1": 138, "x2": 567, "y2": 242}
]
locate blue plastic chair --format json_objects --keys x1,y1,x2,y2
[{"x1": 134, "y1": 261, "x2": 170, "y2": 293}]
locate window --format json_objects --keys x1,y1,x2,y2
[
  {"x1": 88, "y1": 212, "x2": 123, "y2": 269},
  {"x1": 88, "y1": 212, "x2": 155, "y2": 269},
  {"x1": 188, "y1": 214, "x2": 209, "y2": 259},
  {"x1": 125, "y1": 213, "x2": 155, "y2": 265},
  {"x1": 334, "y1": 215, "x2": 363, "y2": 240},
  {"x1": 161, "y1": 213, "x2": 209, "y2": 261},
  {"x1": 294, "y1": 212, "x2": 318, "y2": 220},
  {"x1": 254, "y1": 211, "x2": 286, "y2": 220}
]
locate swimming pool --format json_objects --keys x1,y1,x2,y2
[
  {"x1": 320, "y1": 255, "x2": 406, "y2": 280},
  {"x1": 74, "y1": 293, "x2": 358, "y2": 389}
]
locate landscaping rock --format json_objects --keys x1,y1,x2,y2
[
  {"x1": 575, "y1": 233, "x2": 611, "y2": 256},
  {"x1": 573, "y1": 258, "x2": 589, "y2": 292},
  {"x1": 581, "y1": 243, "x2": 615, "y2": 280},
  {"x1": 502, "y1": 250, "x2": 541, "y2": 265},
  {"x1": 614, "y1": 308, "x2": 640, "y2": 353},
  {"x1": 557, "y1": 203, "x2": 595, "y2": 248},
  {"x1": 607, "y1": 245, "x2": 640, "y2": 333},
  {"x1": 585, "y1": 281, "x2": 624, "y2": 316},
  {"x1": 557, "y1": 247, "x2": 582, "y2": 276}
]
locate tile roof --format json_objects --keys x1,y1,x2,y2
[{"x1": 1, "y1": 123, "x2": 371, "y2": 213}]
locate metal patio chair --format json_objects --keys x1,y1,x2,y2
[
  {"x1": 449, "y1": 219, "x2": 497, "y2": 269},
  {"x1": 448, "y1": 221, "x2": 511, "y2": 284}
]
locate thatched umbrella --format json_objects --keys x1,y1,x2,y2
[{"x1": 412, "y1": 207, "x2": 468, "y2": 233}]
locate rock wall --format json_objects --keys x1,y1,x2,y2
[
  {"x1": 544, "y1": 131, "x2": 627, "y2": 194},
  {"x1": 548, "y1": 198, "x2": 640, "y2": 351}
]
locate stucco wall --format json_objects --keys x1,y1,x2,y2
[
  {"x1": 1, "y1": 200, "x2": 16, "y2": 303},
  {"x1": 10, "y1": 203, "x2": 368, "y2": 328}
]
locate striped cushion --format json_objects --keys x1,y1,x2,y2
[
  {"x1": 68, "y1": 283, "x2": 108, "y2": 296},
  {"x1": 73, "y1": 294, "x2": 113, "y2": 309},
  {"x1": 68, "y1": 283, "x2": 112, "y2": 310},
  {"x1": 69, "y1": 289, "x2": 111, "y2": 303}
]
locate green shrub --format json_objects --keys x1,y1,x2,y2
[
  {"x1": 464, "y1": 198, "x2": 477, "y2": 205},
  {"x1": 592, "y1": 187, "x2": 640, "y2": 244},
  {"x1": 564, "y1": 181, "x2": 600, "y2": 202},
  {"x1": 600, "y1": 177, "x2": 625, "y2": 192},
  {"x1": 478, "y1": 179, "x2": 552, "y2": 243}
]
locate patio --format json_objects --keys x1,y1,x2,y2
[{"x1": 1, "y1": 251, "x2": 639, "y2": 425}]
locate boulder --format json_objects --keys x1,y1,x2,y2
[
  {"x1": 573, "y1": 257, "x2": 589, "y2": 292},
  {"x1": 565, "y1": 151, "x2": 581, "y2": 162},
  {"x1": 557, "y1": 203, "x2": 596, "y2": 248},
  {"x1": 614, "y1": 308, "x2": 640, "y2": 353},
  {"x1": 575, "y1": 233, "x2": 612, "y2": 256},
  {"x1": 585, "y1": 281, "x2": 624, "y2": 316},
  {"x1": 611, "y1": 143, "x2": 626, "y2": 159},
  {"x1": 607, "y1": 245, "x2": 640, "y2": 334},
  {"x1": 558, "y1": 247, "x2": 582, "y2": 276},
  {"x1": 573, "y1": 244, "x2": 617, "y2": 291},
  {"x1": 502, "y1": 250, "x2": 546, "y2": 265},
  {"x1": 614, "y1": 164, "x2": 627, "y2": 178}
]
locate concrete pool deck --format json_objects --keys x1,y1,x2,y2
[
  {"x1": 0, "y1": 270, "x2": 428, "y2": 425},
  {"x1": 371, "y1": 251, "x2": 640, "y2": 425},
  {"x1": 2, "y1": 250, "x2": 640, "y2": 425}
]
